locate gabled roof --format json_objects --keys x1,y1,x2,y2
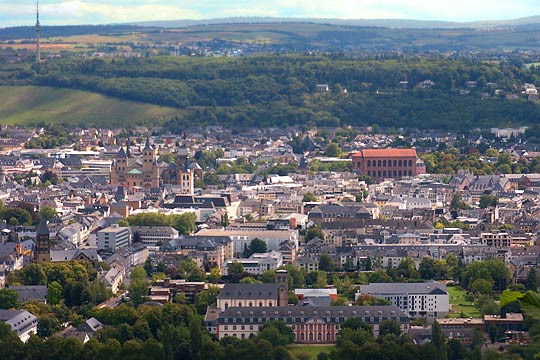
[
  {"x1": 127, "y1": 168, "x2": 143, "y2": 175},
  {"x1": 217, "y1": 283, "x2": 279, "y2": 300}
]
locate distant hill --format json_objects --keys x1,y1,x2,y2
[
  {"x1": 0, "y1": 25, "x2": 145, "y2": 41},
  {"x1": 0, "y1": 86, "x2": 183, "y2": 126},
  {"x1": 128, "y1": 15, "x2": 540, "y2": 29}
]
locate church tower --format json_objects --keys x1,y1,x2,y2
[
  {"x1": 142, "y1": 134, "x2": 159, "y2": 188},
  {"x1": 276, "y1": 269, "x2": 289, "y2": 306},
  {"x1": 111, "y1": 146, "x2": 128, "y2": 187},
  {"x1": 35, "y1": 217, "x2": 50, "y2": 263},
  {"x1": 176, "y1": 148, "x2": 194, "y2": 195}
]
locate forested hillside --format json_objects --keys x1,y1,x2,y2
[{"x1": 3, "y1": 55, "x2": 540, "y2": 130}]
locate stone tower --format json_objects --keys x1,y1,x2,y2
[
  {"x1": 111, "y1": 146, "x2": 128, "y2": 186},
  {"x1": 142, "y1": 134, "x2": 160, "y2": 188},
  {"x1": 176, "y1": 149, "x2": 194, "y2": 195},
  {"x1": 276, "y1": 269, "x2": 289, "y2": 306},
  {"x1": 35, "y1": 217, "x2": 50, "y2": 263}
]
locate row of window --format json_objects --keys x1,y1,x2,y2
[
  {"x1": 224, "y1": 325, "x2": 255, "y2": 331},
  {"x1": 367, "y1": 170, "x2": 413, "y2": 178},
  {"x1": 297, "y1": 332, "x2": 332, "y2": 342},
  {"x1": 224, "y1": 301, "x2": 272, "y2": 309},
  {"x1": 366, "y1": 159, "x2": 414, "y2": 167},
  {"x1": 222, "y1": 316, "x2": 398, "y2": 324},
  {"x1": 222, "y1": 332, "x2": 334, "y2": 343}
]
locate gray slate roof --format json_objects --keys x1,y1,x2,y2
[
  {"x1": 359, "y1": 282, "x2": 448, "y2": 295},
  {"x1": 9, "y1": 286, "x2": 47, "y2": 303},
  {"x1": 217, "y1": 283, "x2": 279, "y2": 300},
  {"x1": 218, "y1": 305, "x2": 409, "y2": 323}
]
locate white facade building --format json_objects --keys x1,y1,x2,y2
[
  {"x1": 0, "y1": 309, "x2": 38, "y2": 342},
  {"x1": 358, "y1": 282, "x2": 449, "y2": 320},
  {"x1": 222, "y1": 250, "x2": 283, "y2": 276},
  {"x1": 97, "y1": 225, "x2": 130, "y2": 252}
]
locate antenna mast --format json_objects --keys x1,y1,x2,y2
[{"x1": 36, "y1": 1, "x2": 41, "y2": 64}]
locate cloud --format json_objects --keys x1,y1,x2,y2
[{"x1": 0, "y1": 0, "x2": 539, "y2": 26}]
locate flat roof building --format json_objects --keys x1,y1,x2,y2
[{"x1": 351, "y1": 148, "x2": 418, "y2": 182}]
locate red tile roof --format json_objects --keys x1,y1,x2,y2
[{"x1": 351, "y1": 148, "x2": 417, "y2": 158}]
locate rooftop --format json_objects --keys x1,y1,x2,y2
[{"x1": 351, "y1": 148, "x2": 417, "y2": 158}]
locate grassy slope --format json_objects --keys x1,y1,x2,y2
[
  {"x1": 288, "y1": 344, "x2": 335, "y2": 360},
  {"x1": 448, "y1": 285, "x2": 481, "y2": 318},
  {"x1": 0, "y1": 86, "x2": 184, "y2": 126}
]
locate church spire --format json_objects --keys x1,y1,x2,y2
[
  {"x1": 126, "y1": 137, "x2": 132, "y2": 157},
  {"x1": 144, "y1": 133, "x2": 151, "y2": 150}
]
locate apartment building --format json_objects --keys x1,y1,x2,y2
[{"x1": 358, "y1": 282, "x2": 449, "y2": 320}]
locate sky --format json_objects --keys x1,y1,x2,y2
[{"x1": 0, "y1": 0, "x2": 539, "y2": 27}]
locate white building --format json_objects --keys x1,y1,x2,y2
[
  {"x1": 0, "y1": 309, "x2": 38, "y2": 342},
  {"x1": 222, "y1": 250, "x2": 283, "y2": 276},
  {"x1": 97, "y1": 224, "x2": 130, "y2": 252},
  {"x1": 130, "y1": 226, "x2": 179, "y2": 249},
  {"x1": 57, "y1": 222, "x2": 90, "y2": 247},
  {"x1": 357, "y1": 282, "x2": 449, "y2": 321},
  {"x1": 196, "y1": 228, "x2": 298, "y2": 257}
]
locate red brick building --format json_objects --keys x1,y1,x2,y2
[{"x1": 351, "y1": 148, "x2": 418, "y2": 182}]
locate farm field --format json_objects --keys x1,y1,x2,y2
[{"x1": 0, "y1": 86, "x2": 184, "y2": 127}]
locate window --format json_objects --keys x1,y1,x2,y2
[
  {"x1": 398, "y1": 160, "x2": 402, "y2": 166},
  {"x1": 233, "y1": 325, "x2": 237, "y2": 330},
  {"x1": 367, "y1": 160, "x2": 371, "y2": 167},
  {"x1": 409, "y1": 160, "x2": 413, "y2": 167},
  {"x1": 394, "y1": 160, "x2": 397, "y2": 166},
  {"x1": 224, "y1": 326, "x2": 228, "y2": 330},
  {"x1": 301, "y1": 333, "x2": 305, "y2": 341},
  {"x1": 383, "y1": 160, "x2": 386, "y2": 166},
  {"x1": 378, "y1": 160, "x2": 382, "y2": 167}
]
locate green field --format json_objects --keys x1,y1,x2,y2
[
  {"x1": 287, "y1": 344, "x2": 334, "y2": 360},
  {"x1": 448, "y1": 285, "x2": 481, "y2": 318},
  {"x1": 0, "y1": 86, "x2": 184, "y2": 126}
]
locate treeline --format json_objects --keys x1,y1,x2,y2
[
  {"x1": 121, "y1": 212, "x2": 196, "y2": 235},
  {"x1": 4, "y1": 55, "x2": 540, "y2": 130},
  {"x1": 7, "y1": 261, "x2": 112, "y2": 308}
]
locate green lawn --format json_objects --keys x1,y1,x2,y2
[
  {"x1": 447, "y1": 285, "x2": 481, "y2": 318},
  {"x1": 0, "y1": 86, "x2": 185, "y2": 127},
  {"x1": 287, "y1": 344, "x2": 334, "y2": 360}
]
